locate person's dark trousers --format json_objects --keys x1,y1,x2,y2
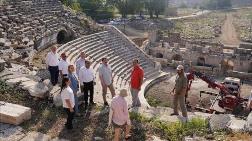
[
  {"x1": 83, "y1": 81, "x2": 94, "y2": 105},
  {"x1": 48, "y1": 66, "x2": 59, "y2": 86},
  {"x1": 64, "y1": 107, "x2": 75, "y2": 129}
]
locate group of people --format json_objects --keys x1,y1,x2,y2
[
  {"x1": 46, "y1": 45, "x2": 189, "y2": 140},
  {"x1": 45, "y1": 46, "x2": 145, "y2": 140}
]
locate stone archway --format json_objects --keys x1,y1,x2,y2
[
  {"x1": 221, "y1": 59, "x2": 234, "y2": 71},
  {"x1": 156, "y1": 53, "x2": 164, "y2": 58},
  {"x1": 197, "y1": 57, "x2": 205, "y2": 66},
  {"x1": 172, "y1": 54, "x2": 182, "y2": 61},
  {"x1": 57, "y1": 30, "x2": 69, "y2": 44}
]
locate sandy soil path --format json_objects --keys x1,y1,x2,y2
[{"x1": 220, "y1": 14, "x2": 240, "y2": 46}]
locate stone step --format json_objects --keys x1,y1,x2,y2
[
  {"x1": 0, "y1": 123, "x2": 26, "y2": 141},
  {"x1": 20, "y1": 131, "x2": 51, "y2": 141},
  {"x1": 5, "y1": 77, "x2": 31, "y2": 85},
  {"x1": 0, "y1": 101, "x2": 31, "y2": 125},
  {"x1": 0, "y1": 71, "x2": 14, "y2": 79}
]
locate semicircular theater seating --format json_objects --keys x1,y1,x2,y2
[{"x1": 57, "y1": 29, "x2": 161, "y2": 106}]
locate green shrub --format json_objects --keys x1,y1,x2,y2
[
  {"x1": 151, "y1": 118, "x2": 208, "y2": 141},
  {"x1": 146, "y1": 96, "x2": 161, "y2": 107},
  {"x1": 130, "y1": 112, "x2": 208, "y2": 141}
]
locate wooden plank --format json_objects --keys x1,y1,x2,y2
[{"x1": 0, "y1": 101, "x2": 31, "y2": 125}]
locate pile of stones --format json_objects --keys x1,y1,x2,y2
[{"x1": 0, "y1": 0, "x2": 102, "y2": 65}]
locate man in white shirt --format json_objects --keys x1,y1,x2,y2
[
  {"x1": 98, "y1": 57, "x2": 115, "y2": 106},
  {"x1": 76, "y1": 52, "x2": 86, "y2": 78},
  {"x1": 79, "y1": 60, "x2": 95, "y2": 109},
  {"x1": 76, "y1": 52, "x2": 87, "y2": 96},
  {"x1": 46, "y1": 45, "x2": 59, "y2": 86},
  {"x1": 58, "y1": 52, "x2": 69, "y2": 78}
]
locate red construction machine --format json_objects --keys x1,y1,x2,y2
[{"x1": 185, "y1": 70, "x2": 248, "y2": 114}]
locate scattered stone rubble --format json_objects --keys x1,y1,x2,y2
[
  {"x1": 0, "y1": 123, "x2": 69, "y2": 141},
  {"x1": 0, "y1": 0, "x2": 101, "y2": 65}
]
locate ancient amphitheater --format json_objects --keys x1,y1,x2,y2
[{"x1": 1, "y1": 0, "x2": 252, "y2": 141}]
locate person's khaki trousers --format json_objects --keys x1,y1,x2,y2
[
  {"x1": 173, "y1": 93, "x2": 188, "y2": 117},
  {"x1": 130, "y1": 88, "x2": 141, "y2": 107},
  {"x1": 102, "y1": 83, "x2": 115, "y2": 100}
]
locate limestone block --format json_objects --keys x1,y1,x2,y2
[
  {"x1": 208, "y1": 114, "x2": 231, "y2": 131},
  {"x1": 0, "y1": 101, "x2": 31, "y2": 125},
  {"x1": 0, "y1": 123, "x2": 26, "y2": 141},
  {"x1": 227, "y1": 117, "x2": 246, "y2": 132},
  {"x1": 245, "y1": 112, "x2": 252, "y2": 132},
  {"x1": 5, "y1": 77, "x2": 31, "y2": 85},
  {"x1": 21, "y1": 81, "x2": 49, "y2": 98},
  {"x1": 0, "y1": 37, "x2": 5, "y2": 46},
  {"x1": 20, "y1": 132, "x2": 51, "y2": 141},
  {"x1": 53, "y1": 87, "x2": 62, "y2": 107}
]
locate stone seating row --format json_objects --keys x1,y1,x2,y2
[{"x1": 57, "y1": 30, "x2": 159, "y2": 90}]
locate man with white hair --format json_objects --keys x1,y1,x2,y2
[
  {"x1": 46, "y1": 45, "x2": 59, "y2": 86},
  {"x1": 171, "y1": 65, "x2": 188, "y2": 121}
]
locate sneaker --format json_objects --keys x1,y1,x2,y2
[
  {"x1": 170, "y1": 113, "x2": 179, "y2": 116},
  {"x1": 89, "y1": 101, "x2": 96, "y2": 106}
]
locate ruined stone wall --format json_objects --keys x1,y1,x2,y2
[
  {"x1": 149, "y1": 45, "x2": 252, "y2": 73},
  {"x1": 227, "y1": 71, "x2": 252, "y2": 81},
  {"x1": 0, "y1": 0, "x2": 100, "y2": 53}
]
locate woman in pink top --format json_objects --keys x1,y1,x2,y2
[{"x1": 108, "y1": 89, "x2": 131, "y2": 141}]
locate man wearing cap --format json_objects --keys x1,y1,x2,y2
[
  {"x1": 46, "y1": 45, "x2": 59, "y2": 86},
  {"x1": 171, "y1": 65, "x2": 188, "y2": 120},
  {"x1": 108, "y1": 89, "x2": 131, "y2": 141},
  {"x1": 58, "y1": 52, "x2": 69, "y2": 78}
]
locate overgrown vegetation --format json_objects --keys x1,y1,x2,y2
[
  {"x1": 200, "y1": 0, "x2": 232, "y2": 10},
  {"x1": 166, "y1": 12, "x2": 226, "y2": 41},
  {"x1": 233, "y1": 8, "x2": 252, "y2": 43},
  {"x1": 60, "y1": 0, "x2": 169, "y2": 20},
  {"x1": 130, "y1": 112, "x2": 208, "y2": 141}
]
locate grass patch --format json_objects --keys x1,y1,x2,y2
[
  {"x1": 146, "y1": 96, "x2": 161, "y2": 107},
  {"x1": 146, "y1": 96, "x2": 171, "y2": 107},
  {"x1": 130, "y1": 112, "x2": 208, "y2": 141},
  {"x1": 151, "y1": 118, "x2": 208, "y2": 141}
]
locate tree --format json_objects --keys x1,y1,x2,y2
[
  {"x1": 145, "y1": 0, "x2": 166, "y2": 18},
  {"x1": 107, "y1": 0, "x2": 144, "y2": 18},
  {"x1": 202, "y1": 0, "x2": 232, "y2": 10},
  {"x1": 79, "y1": 0, "x2": 114, "y2": 20}
]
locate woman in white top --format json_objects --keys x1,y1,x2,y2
[{"x1": 61, "y1": 77, "x2": 75, "y2": 130}]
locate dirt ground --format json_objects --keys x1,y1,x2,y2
[
  {"x1": 220, "y1": 13, "x2": 240, "y2": 46},
  {"x1": 146, "y1": 73, "x2": 252, "y2": 111}
]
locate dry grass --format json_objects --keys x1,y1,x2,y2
[{"x1": 225, "y1": 132, "x2": 252, "y2": 141}]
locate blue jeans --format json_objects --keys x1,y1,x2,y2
[{"x1": 74, "y1": 95, "x2": 79, "y2": 113}]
